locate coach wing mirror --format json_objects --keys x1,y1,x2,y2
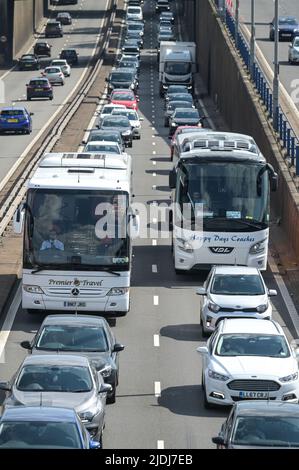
[
  {"x1": 13, "y1": 205, "x2": 25, "y2": 234},
  {"x1": 0, "y1": 381, "x2": 11, "y2": 391},
  {"x1": 128, "y1": 212, "x2": 140, "y2": 239},
  {"x1": 169, "y1": 168, "x2": 176, "y2": 189}
]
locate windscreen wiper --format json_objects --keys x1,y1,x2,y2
[
  {"x1": 100, "y1": 266, "x2": 121, "y2": 277},
  {"x1": 31, "y1": 264, "x2": 63, "y2": 274}
]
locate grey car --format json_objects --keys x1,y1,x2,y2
[
  {"x1": 21, "y1": 314, "x2": 124, "y2": 404},
  {"x1": 164, "y1": 100, "x2": 194, "y2": 127},
  {"x1": 0, "y1": 354, "x2": 111, "y2": 443},
  {"x1": 98, "y1": 114, "x2": 133, "y2": 147}
]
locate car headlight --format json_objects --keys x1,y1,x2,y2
[
  {"x1": 249, "y1": 238, "x2": 267, "y2": 254},
  {"x1": 171, "y1": 122, "x2": 177, "y2": 127},
  {"x1": 208, "y1": 301, "x2": 220, "y2": 313},
  {"x1": 177, "y1": 238, "x2": 193, "y2": 253},
  {"x1": 23, "y1": 285, "x2": 44, "y2": 294},
  {"x1": 208, "y1": 369, "x2": 230, "y2": 381},
  {"x1": 257, "y1": 303, "x2": 268, "y2": 313},
  {"x1": 130, "y1": 83, "x2": 135, "y2": 89},
  {"x1": 79, "y1": 405, "x2": 99, "y2": 422},
  {"x1": 108, "y1": 287, "x2": 129, "y2": 296},
  {"x1": 122, "y1": 129, "x2": 131, "y2": 135},
  {"x1": 98, "y1": 365, "x2": 113, "y2": 378},
  {"x1": 279, "y1": 372, "x2": 298, "y2": 383}
]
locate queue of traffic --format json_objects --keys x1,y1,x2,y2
[{"x1": 0, "y1": 0, "x2": 299, "y2": 450}]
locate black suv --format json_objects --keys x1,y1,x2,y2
[
  {"x1": 60, "y1": 49, "x2": 78, "y2": 65},
  {"x1": 34, "y1": 42, "x2": 52, "y2": 57},
  {"x1": 26, "y1": 78, "x2": 53, "y2": 101},
  {"x1": 18, "y1": 54, "x2": 40, "y2": 71},
  {"x1": 45, "y1": 21, "x2": 63, "y2": 38}
]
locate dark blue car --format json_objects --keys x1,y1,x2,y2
[
  {"x1": 0, "y1": 107, "x2": 33, "y2": 134},
  {"x1": 270, "y1": 16, "x2": 299, "y2": 41},
  {"x1": 0, "y1": 406, "x2": 101, "y2": 449}
]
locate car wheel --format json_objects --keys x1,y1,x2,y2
[
  {"x1": 49, "y1": 96, "x2": 53, "y2": 100},
  {"x1": 137, "y1": 135, "x2": 141, "y2": 139},
  {"x1": 175, "y1": 268, "x2": 187, "y2": 275},
  {"x1": 106, "y1": 387, "x2": 116, "y2": 404},
  {"x1": 27, "y1": 96, "x2": 31, "y2": 101},
  {"x1": 128, "y1": 141, "x2": 133, "y2": 148},
  {"x1": 164, "y1": 119, "x2": 169, "y2": 127}
]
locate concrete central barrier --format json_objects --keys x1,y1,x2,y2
[
  {"x1": 13, "y1": 0, "x2": 45, "y2": 59},
  {"x1": 183, "y1": 0, "x2": 299, "y2": 260}
]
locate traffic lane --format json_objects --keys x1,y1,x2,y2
[
  {"x1": 0, "y1": 0, "x2": 109, "y2": 183},
  {"x1": 239, "y1": 0, "x2": 299, "y2": 108}
]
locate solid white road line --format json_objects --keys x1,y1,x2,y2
[
  {"x1": 157, "y1": 440, "x2": 165, "y2": 449},
  {"x1": 154, "y1": 381, "x2": 161, "y2": 397},
  {"x1": 152, "y1": 264, "x2": 158, "y2": 273},
  {"x1": 0, "y1": 283, "x2": 21, "y2": 363},
  {"x1": 153, "y1": 217, "x2": 157, "y2": 223},
  {"x1": 153, "y1": 295, "x2": 159, "y2": 306},
  {"x1": 154, "y1": 334, "x2": 160, "y2": 347},
  {"x1": 152, "y1": 239, "x2": 157, "y2": 246}
]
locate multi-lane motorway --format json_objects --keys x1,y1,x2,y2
[
  {"x1": 239, "y1": 0, "x2": 299, "y2": 109},
  {"x1": 0, "y1": 0, "x2": 299, "y2": 449}
]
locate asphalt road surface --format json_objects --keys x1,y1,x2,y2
[
  {"x1": 239, "y1": 0, "x2": 299, "y2": 109},
  {"x1": 0, "y1": 0, "x2": 298, "y2": 450}
]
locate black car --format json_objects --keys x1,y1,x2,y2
[
  {"x1": 60, "y1": 49, "x2": 78, "y2": 65},
  {"x1": 164, "y1": 100, "x2": 194, "y2": 127},
  {"x1": 56, "y1": 12, "x2": 72, "y2": 25},
  {"x1": 82, "y1": 129, "x2": 125, "y2": 151},
  {"x1": 33, "y1": 41, "x2": 52, "y2": 57},
  {"x1": 18, "y1": 54, "x2": 40, "y2": 71},
  {"x1": 106, "y1": 70, "x2": 138, "y2": 95},
  {"x1": 169, "y1": 108, "x2": 202, "y2": 136},
  {"x1": 26, "y1": 77, "x2": 53, "y2": 101},
  {"x1": 168, "y1": 93, "x2": 194, "y2": 105},
  {"x1": 45, "y1": 21, "x2": 63, "y2": 38},
  {"x1": 99, "y1": 115, "x2": 133, "y2": 147},
  {"x1": 21, "y1": 314, "x2": 124, "y2": 404},
  {"x1": 212, "y1": 401, "x2": 299, "y2": 448},
  {"x1": 269, "y1": 16, "x2": 299, "y2": 41},
  {"x1": 156, "y1": 0, "x2": 170, "y2": 13}
]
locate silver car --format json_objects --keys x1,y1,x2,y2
[
  {"x1": 42, "y1": 66, "x2": 65, "y2": 85},
  {"x1": 288, "y1": 36, "x2": 299, "y2": 64},
  {"x1": 0, "y1": 354, "x2": 111, "y2": 444},
  {"x1": 51, "y1": 59, "x2": 71, "y2": 77}
]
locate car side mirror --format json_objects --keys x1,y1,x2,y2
[
  {"x1": 99, "y1": 383, "x2": 112, "y2": 394},
  {"x1": 212, "y1": 436, "x2": 225, "y2": 446},
  {"x1": 139, "y1": 116, "x2": 144, "y2": 121},
  {"x1": 196, "y1": 287, "x2": 207, "y2": 295},
  {"x1": 113, "y1": 343, "x2": 125, "y2": 352},
  {"x1": 169, "y1": 168, "x2": 176, "y2": 189},
  {"x1": 30, "y1": 112, "x2": 34, "y2": 116},
  {"x1": 0, "y1": 381, "x2": 11, "y2": 392},
  {"x1": 268, "y1": 289, "x2": 277, "y2": 296},
  {"x1": 105, "y1": 77, "x2": 108, "y2": 82},
  {"x1": 82, "y1": 140, "x2": 86, "y2": 145},
  {"x1": 196, "y1": 346, "x2": 209, "y2": 354},
  {"x1": 21, "y1": 340, "x2": 32, "y2": 350}
]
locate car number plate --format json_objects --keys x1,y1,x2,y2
[
  {"x1": 64, "y1": 301, "x2": 86, "y2": 307},
  {"x1": 239, "y1": 391, "x2": 269, "y2": 399},
  {"x1": 7, "y1": 119, "x2": 18, "y2": 122},
  {"x1": 35, "y1": 88, "x2": 43, "y2": 91}
]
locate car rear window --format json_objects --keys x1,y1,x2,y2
[
  {"x1": 112, "y1": 92, "x2": 134, "y2": 101},
  {"x1": 1, "y1": 110, "x2": 25, "y2": 116}
]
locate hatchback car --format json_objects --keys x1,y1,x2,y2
[
  {"x1": 160, "y1": 11, "x2": 174, "y2": 23},
  {"x1": 126, "y1": 22, "x2": 144, "y2": 37},
  {"x1": 110, "y1": 89, "x2": 139, "y2": 110},
  {"x1": 125, "y1": 30, "x2": 144, "y2": 48},
  {"x1": 0, "y1": 354, "x2": 111, "y2": 441},
  {"x1": 212, "y1": 401, "x2": 299, "y2": 448},
  {"x1": 84, "y1": 141, "x2": 122, "y2": 155},
  {"x1": 288, "y1": 36, "x2": 299, "y2": 64},
  {"x1": 98, "y1": 104, "x2": 126, "y2": 120},
  {"x1": 18, "y1": 54, "x2": 40, "y2": 71},
  {"x1": 106, "y1": 70, "x2": 138, "y2": 95},
  {"x1": 0, "y1": 406, "x2": 100, "y2": 449},
  {"x1": 169, "y1": 108, "x2": 202, "y2": 136},
  {"x1": 20, "y1": 314, "x2": 124, "y2": 404},
  {"x1": 197, "y1": 318, "x2": 299, "y2": 408},
  {"x1": 269, "y1": 16, "x2": 299, "y2": 41},
  {"x1": 34, "y1": 41, "x2": 52, "y2": 57},
  {"x1": 99, "y1": 114, "x2": 133, "y2": 147},
  {"x1": 164, "y1": 100, "x2": 194, "y2": 127},
  {"x1": 56, "y1": 12, "x2": 72, "y2": 25},
  {"x1": 197, "y1": 266, "x2": 277, "y2": 336},
  {"x1": 27, "y1": 77, "x2": 53, "y2": 101},
  {"x1": 60, "y1": 48, "x2": 79, "y2": 65},
  {"x1": 156, "y1": 0, "x2": 170, "y2": 13},
  {"x1": 42, "y1": 66, "x2": 65, "y2": 85},
  {"x1": 111, "y1": 108, "x2": 143, "y2": 139},
  {"x1": 82, "y1": 129, "x2": 125, "y2": 150},
  {"x1": 45, "y1": 21, "x2": 63, "y2": 37},
  {"x1": 51, "y1": 59, "x2": 71, "y2": 76},
  {"x1": 0, "y1": 107, "x2": 33, "y2": 134},
  {"x1": 118, "y1": 55, "x2": 140, "y2": 72}
]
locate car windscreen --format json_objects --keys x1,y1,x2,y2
[
  {"x1": 215, "y1": 334, "x2": 290, "y2": 358},
  {"x1": 232, "y1": 416, "x2": 299, "y2": 447},
  {"x1": 128, "y1": 7, "x2": 141, "y2": 13},
  {"x1": 22, "y1": 55, "x2": 35, "y2": 60},
  {"x1": 17, "y1": 365, "x2": 93, "y2": 392},
  {"x1": 102, "y1": 117, "x2": 130, "y2": 127},
  {"x1": 110, "y1": 72, "x2": 133, "y2": 81},
  {"x1": 36, "y1": 325, "x2": 109, "y2": 352},
  {"x1": 174, "y1": 110, "x2": 199, "y2": 119},
  {"x1": 0, "y1": 421, "x2": 82, "y2": 449},
  {"x1": 112, "y1": 92, "x2": 134, "y2": 101},
  {"x1": 210, "y1": 274, "x2": 265, "y2": 295},
  {"x1": 169, "y1": 94, "x2": 193, "y2": 102},
  {"x1": 128, "y1": 24, "x2": 143, "y2": 31}
]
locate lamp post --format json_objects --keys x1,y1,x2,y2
[
  {"x1": 273, "y1": 0, "x2": 279, "y2": 131},
  {"x1": 249, "y1": 0, "x2": 255, "y2": 78}
]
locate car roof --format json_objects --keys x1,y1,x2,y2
[
  {"x1": 213, "y1": 266, "x2": 260, "y2": 275},
  {"x1": 219, "y1": 318, "x2": 282, "y2": 335},
  {"x1": 1, "y1": 406, "x2": 77, "y2": 422},
  {"x1": 42, "y1": 314, "x2": 108, "y2": 327},
  {"x1": 86, "y1": 141, "x2": 119, "y2": 147},
  {"x1": 22, "y1": 354, "x2": 90, "y2": 366},
  {"x1": 90, "y1": 129, "x2": 121, "y2": 135},
  {"x1": 234, "y1": 400, "x2": 299, "y2": 417}
]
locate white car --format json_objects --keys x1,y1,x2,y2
[
  {"x1": 126, "y1": 6, "x2": 143, "y2": 22},
  {"x1": 42, "y1": 66, "x2": 65, "y2": 85},
  {"x1": 98, "y1": 104, "x2": 126, "y2": 120},
  {"x1": 111, "y1": 108, "x2": 143, "y2": 139},
  {"x1": 50, "y1": 59, "x2": 71, "y2": 77},
  {"x1": 197, "y1": 318, "x2": 299, "y2": 408},
  {"x1": 288, "y1": 36, "x2": 299, "y2": 64},
  {"x1": 197, "y1": 266, "x2": 277, "y2": 336},
  {"x1": 83, "y1": 141, "x2": 122, "y2": 154}
]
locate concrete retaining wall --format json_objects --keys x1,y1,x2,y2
[
  {"x1": 182, "y1": 0, "x2": 299, "y2": 259},
  {"x1": 13, "y1": 0, "x2": 45, "y2": 58}
]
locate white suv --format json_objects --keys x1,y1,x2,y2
[
  {"x1": 197, "y1": 318, "x2": 299, "y2": 408},
  {"x1": 197, "y1": 266, "x2": 277, "y2": 336}
]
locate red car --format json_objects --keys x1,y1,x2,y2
[
  {"x1": 170, "y1": 126, "x2": 205, "y2": 160},
  {"x1": 110, "y1": 89, "x2": 139, "y2": 110}
]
